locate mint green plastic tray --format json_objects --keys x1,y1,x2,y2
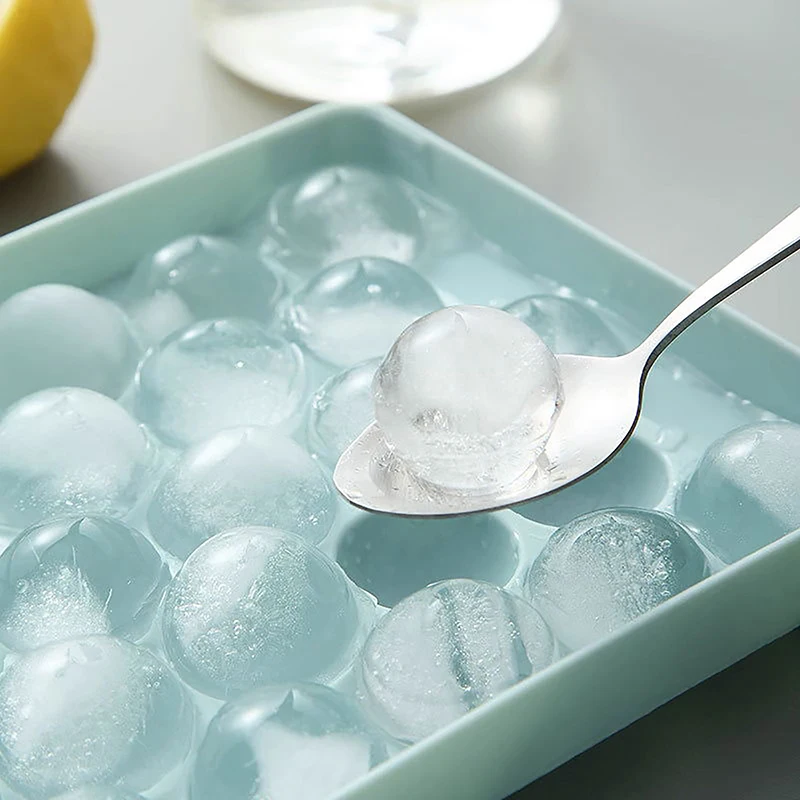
[{"x1": 2, "y1": 106, "x2": 800, "y2": 800}]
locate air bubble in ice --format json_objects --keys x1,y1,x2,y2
[
  {"x1": 284, "y1": 257, "x2": 442, "y2": 367},
  {"x1": 676, "y1": 421, "x2": 800, "y2": 563},
  {"x1": 134, "y1": 318, "x2": 306, "y2": 447},
  {"x1": 191, "y1": 684, "x2": 389, "y2": 800},
  {"x1": 0, "y1": 388, "x2": 153, "y2": 527},
  {"x1": 0, "y1": 636, "x2": 194, "y2": 798},
  {"x1": 357, "y1": 578, "x2": 555, "y2": 742},
  {"x1": 0, "y1": 284, "x2": 140, "y2": 408},
  {"x1": 0, "y1": 516, "x2": 170, "y2": 651},
  {"x1": 524, "y1": 508, "x2": 710, "y2": 651},
  {"x1": 306, "y1": 358, "x2": 380, "y2": 466},
  {"x1": 128, "y1": 235, "x2": 282, "y2": 325},
  {"x1": 373, "y1": 305, "x2": 562, "y2": 491},
  {"x1": 162, "y1": 527, "x2": 365, "y2": 699},
  {"x1": 147, "y1": 427, "x2": 335, "y2": 559},
  {"x1": 503, "y1": 294, "x2": 625, "y2": 356},
  {"x1": 266, "y1": 166, "x2": 423, "y2": 270}
]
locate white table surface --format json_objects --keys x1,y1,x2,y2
[{"x1": 2, "y1": 1, "x2": 800, "y2": 798}]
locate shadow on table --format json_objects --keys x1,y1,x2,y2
[
  {"x1": 0, "y1": 151, "x2": 89, "y2": 236},
  {"x1": 511, "y1": 629, "x2": 800, "y2": 800}
]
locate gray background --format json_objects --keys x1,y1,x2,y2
[{"x1": 2, "y1": 1, "x2": 800, "y2": 798}]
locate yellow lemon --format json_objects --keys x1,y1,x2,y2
[{"x1": 0, "y1": 0, "x2": 94, "y2": 177}]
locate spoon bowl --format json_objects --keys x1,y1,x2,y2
[
  {"x1": 334, "y1": 350, "x2": 644, "y2": 516},
  {"x1": 334, "y1": 206, "x2": 800, "y2": 516}
]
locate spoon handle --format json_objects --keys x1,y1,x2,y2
[{"x1": 637, "y1": 206, "x2": 800, "y2": 369}]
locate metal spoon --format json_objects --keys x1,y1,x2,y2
[{"x1": 334, "y1": 206, "x2": 800, "y2": 517}]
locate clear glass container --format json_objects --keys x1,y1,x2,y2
[{"x1": 192, "y1": 0, "x2": 562, "y2": 104}]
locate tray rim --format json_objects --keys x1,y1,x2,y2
[{"x1": 3, "y1": 104, "x2": 798, "y2": 366}]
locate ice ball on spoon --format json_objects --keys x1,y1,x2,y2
[{"x1": 372, "y1": 305, "x2": 562, "y2": 492}]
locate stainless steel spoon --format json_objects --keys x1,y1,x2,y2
[{"x1": 334, "y1": 206, "x2": 800, "y2": 517}]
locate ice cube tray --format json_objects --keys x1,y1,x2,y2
[{"x1": 1, "y1": 105, "x2": 800, "y2": 800}]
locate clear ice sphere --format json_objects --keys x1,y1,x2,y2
[
  {"x1": 0, "y1": 284, "x2": 140, "y2": 408},
  {"x1": 266, "y1": 166, "x2": 423, "y2": 270},
  {"x1": 148, "y1": 427, "x2": 335, "y2": 559},
  {"x1": 134, "y1": 318, "x2": 306, "y2": 447},
  {"x1": 357, "y1": 578, "x2": 555, "y2": 742},
  {"x1": 53, "y1": 788, "x2": 144, "y2": 800},
  {"x1": 503, "y1": 294, "x2": 625, "y2": 356},
  {"x1": 524, "y1": 508, "x2": 710, "y2": 652},
  {"x1": 676, "y1": 421, "x2": 800, "y2": 563},
  {"x1": 423, "y1": 245, "x2": 561, "y2": 308},
  {"x1": 284, "y1": 257, "x2": 442, "y2": 367},
  {"x1": 0, "y1": 388, "x2": 153, "y2": 528},
  {"x1": 336, "y1": 513, "x2": 519, "y2": 607},
  {"x1": 191, "y1": 683, "x2": 389, "y2": 800},
  {"x1": 162, "y1": 527, "x2": 365, "y2": 699},
  {"x1": 128, "y1": 235, "x2": 282, "y2": 324},
  {"x1": 124, "y1": 290, "x2": 195, "y2": 348},
  {"x1": 306, "y1": 358, "x2": 380, "y2": 466},
  {"x1": 373, "y1": 305, "x2": 562, "y2": 491},
  {"x1": 0, "y1": 636, "x2": 194, "y2": 798},
  {"x1": 0, "y1": 516, "x2": 170, "y2": 651}
]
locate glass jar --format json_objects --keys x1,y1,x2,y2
[{"x1": 193, "y1": 0, "x2": 561, "y2": 103}]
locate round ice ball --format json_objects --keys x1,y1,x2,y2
[
  {"x1": 357, "y1": 578, "x2": 555, "y2": 743},
  {"x1": 0, "y1": 636, "x2": 194, "y2": 798},
  {"x1": 503, "y1": 294, "x2": 625, "y2": 356},
  {"x1": 336, "y1": 513, "x2": 519, "y2": 608},
  {"x1": 0, "y1": 516, "x2": 170, "y2": 651},
  {"x1": 148, "y1": 427, "x2": 335, "y2": 559},
  {"x1": 307, "y1": 358, "x2": 380, "y2": 466},
  {"x1": 191, "y1": 683, "x2": 389, "y2": 800},
  {"x1": 129, "y1": 235, "x2": 283, "y2": 323},
  {"x1": 124, "y1": 290, "x2": 195, "y2": 348},
  {"x1": 266, "y1": 166, "x2": 423, "y2": 270},
  {"x1": 135, "y1": 318, "x2": 306, "y2": 448},
  {"x1": 524, "y1": 508, "x2": 710, "y2": 652},
  {"x1": 373, "y1": 305, "x2": 562, "y2": 491},
  {"x1": 162, "y1": 527, "x2": 366, "y2": 699},
  {"x1": 676, "y1": 421, "x2": 800, "y2": 563},
  {"x1": 0, "y1": 388, "x2": 154, "y2": 528},
  {"x1": 54, "y1": 788, "x2": 145, "y2": 800},
  {"x1": 0, "y1": 284, "x2": 140, "y2": 408},
  {"x1": 284, "y1": 257, "x2": 442, "y2": 367}
]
